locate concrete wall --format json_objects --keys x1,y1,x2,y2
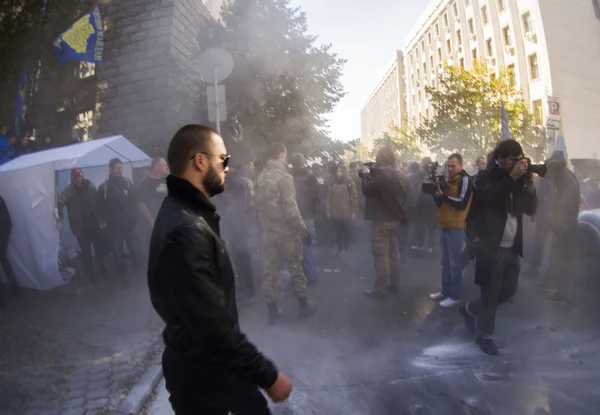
[
  {"x1": 539, "y1": 0, "x2": 600, "y2": 160},
  {"x1": 97, "y1": 0, "x2": 214, "y2": 157}
]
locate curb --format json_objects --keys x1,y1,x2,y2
[{"x1": 115, "y1": 353, "x2": 163, "y2": 415}]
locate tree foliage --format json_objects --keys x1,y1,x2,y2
[
  {"x1": 373, "y1": 120, "x2": 422, "y2": 162},
  {"x1": 202, "y1": 0, "x2": 346, "y2": 160},
  {"x1": 0, "y1": 0, "x2": 97, "y2": 141},
  {"x1": 414, "y1": 62, "x2": 545, "y2": 162}
]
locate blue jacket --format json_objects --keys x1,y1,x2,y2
[{"x1": 0, "y1": 135, "x2": 11, "y2": 165}]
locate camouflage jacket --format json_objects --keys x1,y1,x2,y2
[{"x1": 255, "y1": 160, "x2": 307, "y2": 238}]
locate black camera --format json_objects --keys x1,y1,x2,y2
[
  {"x1": 525, "y1": 158, "x2": 547, "y2": 177},
  {"x1": 421, "y1": 161, "x2": 449, "y2": 195},
  {"x1": 358, "y1": 162, "x2": 377, "y2": 178}
]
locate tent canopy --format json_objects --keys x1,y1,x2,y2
[
  {"x1": 0, "y1": 135, "x2": 152, "y2": 173},
  {"x1": 0, "y1": 136, "x2": 152, "y2": 291}
]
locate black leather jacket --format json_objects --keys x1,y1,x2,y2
[{"x1": 147, "y1": 175, "x2": 278, "y2": 389}]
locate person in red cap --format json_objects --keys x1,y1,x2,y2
[{"x1": 57, "y1": 168, "x2": 107, "y2": 281}]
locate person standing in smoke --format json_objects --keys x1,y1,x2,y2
[
  {"x1": 58, "y1": 169, "x2": 107, "y2": 281},
  {"x1": 290, "y1": 153, "x2": 320, "y2": 283},
  {"x1": 411, "y1": 157, "x2": 438, "y2": 254},
  {"x1": 255, "y1": 142, "x2": 316, "y2": 325},
  {"x1": 361, "y1": 146, "x2": 407, "y2": 299},
  {"x1": 148, "y1": 125, "x2": 292, "y2": 415},
  {"x1": 137, "y1": 157, "x2": 169, "y2": 252},
  {"x1": 460, "y1": 140, "x2": 537, "y2": 356},
  {"x1": 326, "y1": 163, "x2": 358, "y2": 258},
  {"x1": 0, "y1": 195, "x2": 19, "y2": 298},
  {"x1": 97, "y1": 158, "x2": 142, "y2": 280},
  {"x1": 539, "y1": 151, "x2": 580, "y2": 303}
]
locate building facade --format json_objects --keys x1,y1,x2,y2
[
  {"x1": 360, "y1": 51, "x2": 405, "y2": 150},
  {"x1": 362, "y1": 0, "x2": 600, "y2": 161},
  {"x1": 95, "y1": 0, "x2": 224, "y2": 157}
]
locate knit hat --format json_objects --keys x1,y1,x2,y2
[
  {"x1": 550, "y1": 150, "x2": 567, "y2": 166},
  {"x1": 71, "y1": 168, "x2": 83, "y2": 178}
]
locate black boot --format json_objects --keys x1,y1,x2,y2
[
  {"x1": 298, "y1": 297, "x2": 316, "y2": 319},
  {"x1": 267, "y1": 302, "x2": 281, "y2": 325}
]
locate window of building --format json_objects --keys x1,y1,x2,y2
[
  {"x1": 447, "y1": 38, "x2": 452, "y2": 54},
  {"x1": 453, "y1": 2, "x2": 459, "y2": 16},
  {"x1": 438, "y1": 48, "x2": 443, "y2": 61},
  {"x1": 423, "y1": 62, "x2": 427, "y2": 73},
  {"x1": 468, "y1": 18, "x2": 475, "y2": 35},
  {"x1": 430, "y1": 56, "x2": 434, "y2": 68},
  {"x1": 435, "y1": 22, "x2": 440, "y2": 35},
  {"x1": 457, "y1": 29, "x2": 463, "y2": 45},
  {"x1": 532, "y1": 99, "x2": 543, "y2": 125},
  {"x1": 486, "y1": 38, "x2": 493, "y2": 56},
  {"x1": 502, "y1": 25, "x2": 513, "y2": 47},
  {"x1": 497, "y1": 0, "x2": 507, "y2": 12},
  {"x1": 594, "y1": 0, "x2": 600, "y2": 19},
  {"x1": 472, "y1": 48, "x2": 478, "y2": 60},
  {"x1": 529, "y1": 53, "x2": 540, "y2": 79},
  {"x1": 522, "y1": 11, "x2": 534, "y2": 34},
  {"x1": 421, "y1": 39, "x2": 426, "y2": 52},
  {"x1": 481, "y1": 5, "x2": 489, "y2": 25},
  {"x1": 428, "y1": 32, "x2": 432, "y2": 45},
  {"x1": 507, "y1": 64, "x2": 516, "y2": 86},
  {"x1": 444, "y1": 12, "x2": 449, "y2": 27},
  {"x1": 460, "y1": 58, "x2": 465, "y2": 68},
  {"x1": 76, "y1": 110, "x2": 94, "y2": 141},
  {"x1": 418, "y1": 90, "x2": 422, "y2": 100},
  {"x1": 417, "y1": 68, "x2": 420, "y2": 79}
]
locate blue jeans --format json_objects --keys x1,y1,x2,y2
[
  {"x1": 439, "y1": 228, "x2": 465, "y2": 300},
  {"x1": 303, "y1": 219, "x2": 318, "y2": 281}
]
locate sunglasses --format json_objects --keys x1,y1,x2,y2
[{"x1": 190, "y1": 152, "x2": 230, "y2": 169}]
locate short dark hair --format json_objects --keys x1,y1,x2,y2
[
  {"x1": 150, "y1": 157, "x2": 164, "y2": 169},
  {"x1": 291, "y1": 153, "x2": 305, "y2": 168},
  {"x1": 109, "y1": 158, "x2": 123, "y2": 169},
  {"x1": 167, "y1": 124, "x2": 218, "y2": 177},
  {"x1": 494, "y1": 139, "x2": 523, "y2": 159},
  {"x1": 410, "y1": 162, "x2": 420, "y2": 173},
  {"x1": 268, "y1": 142, "x2": 287, "y2": 160},
  {"x1": 349, "y1": 162, "x2": 357, "y2": 169},
  {"x1": 476, "y1": 155, "x2": 486, "y2": 164},
  {"x1": 448, "y1": 153, "x2": 463, "y2": 164}
]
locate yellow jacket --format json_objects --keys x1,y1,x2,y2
[{"x1": 436, "y1": 171, "x2": 473, "y2": 229}]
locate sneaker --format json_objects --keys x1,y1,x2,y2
[
  {"x1": 439, "y1": 298, "x2": 460, "y2": 308},
  {"x1": 429, "y1": 292, "x2": 445, "y2": 300}
]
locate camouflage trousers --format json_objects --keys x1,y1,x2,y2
[
  {"x1": 371, "y1": 221, "x2": 401, "y2": 292},
  {"x1": 261, "y1": 234, "x2": 308, "y2": 303}
]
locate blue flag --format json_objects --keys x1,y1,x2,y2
[
  {"x1": 15, "y1": 67, "x2": 29, "y2": 136},
  {"x1": 501, "y1": 102, "x2": 511, "y2": 141},
  {"x1": 53, "y1": 6, "x2": 104, "y2": 66}
]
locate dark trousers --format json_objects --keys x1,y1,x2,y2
[
  {"x1": 413, "y1": 209, "x2": 437, "y2": 248},
  {"x1": 0, "y1": 240, "x2": 18, "y2": 308},
  {"x1": 231, "y1": 247, "x2": 255, "y2": 296},
  {"x1": 76, "y1": 227, "x2": 107, "y2": 278},
  {"x1": 107, "y1": 227, "x2": 142, "y2": 275},
  {"x1": 545, "y1": 230, "x2": 578, "y2": 296},
  {"x1": 332, "y1": 219, "x2": 352, "y2": 251},
  {"x1": 162, "y1": 348, "x2": 271, "y2": 415},
  {"x1": 468, "y1": 248, "x2": 520, "y2": 337}
]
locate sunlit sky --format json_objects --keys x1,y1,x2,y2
[{"x1": 292, "y1": 0, "x2": 428, "y2": 142}]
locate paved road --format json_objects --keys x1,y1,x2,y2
[
  {"x1": 145, "y1": 241, "x2": 600, "y2": 415},
  {"x1": 0, "y1": 273, "x2": 162, "y2": 415}
]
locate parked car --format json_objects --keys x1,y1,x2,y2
[{"x1": 578, "y1": 209, "x2": 600, "y2": 279}]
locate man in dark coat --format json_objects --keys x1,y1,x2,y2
[
  {"x1": 0, "y1": 195, "x2": 19, "y2": 308},
  {"x1": 461, "y1": 140, "x2": 537, "y2": 356},
  {"x1": 148, "y1": 124, "x2": 291, "y2": 414},
  {"x1": 58, "y1": 169, "x2": 107, "y2": 281}
]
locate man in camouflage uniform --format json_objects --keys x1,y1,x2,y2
[{"x1": 255, "y1": 142, "x2": 316, "y2": 325}]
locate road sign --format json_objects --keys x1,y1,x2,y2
[
  {"x1": 197, "y1": 48, "x2": 234, "y2": 83},
  {"x1": 547, "y1": 96, "x2": 561, "y2": 120},
  {"x1": 207, "y1": 85, "x2": 227, "y2": 122},
  {"x1": 545, "y1": 118, "x2": 560, "y2": 129}
]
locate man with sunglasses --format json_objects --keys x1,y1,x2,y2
[{"x1": 148, "y1": 125, "x2": 291, "y2": 415}]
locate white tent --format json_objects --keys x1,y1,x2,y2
[{"x1": 0, "y1": 136, "x2": 151, "y2": 290}]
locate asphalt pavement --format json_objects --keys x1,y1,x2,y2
[{"x1": 144, "y1": 239, "x2": 600, "y2": 415}]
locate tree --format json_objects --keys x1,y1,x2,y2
[
  {"x1": 201, "y1": 0, "x2": 346, "y2": 159},
  {"x1": 373, "y1": 120, "x2": 422, "y2": 162},
  {"x1": 0, "y1": 0, "x2": 97, "y2": 142},
  {"x1": 345, "y1": 138, "x2": 370, "y2": 163},
  {"x1": 414, "y1": 62, "x2": 545, "y2": 162}
]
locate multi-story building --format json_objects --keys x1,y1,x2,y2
[
  {"x1": 400, "y1": 0, "x2": 600, "y2": 161},
  {"x1": 360, "y1": 51, "x2": 406, "y2": 150}
]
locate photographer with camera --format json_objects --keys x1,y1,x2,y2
[
  {"x1": 460, "y1": 140, "x2": 537, "y2": 356},
  {"x1": 428, "y1": 153, "x2": 474, "y2": 308},
  {"x1": 361, "y1": 146, "x2": 407, "y2": 299}
]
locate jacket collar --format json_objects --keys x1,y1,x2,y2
[
  {"x1": 166, "y1": 175, "x2": 216, "y2": 215},
  {"x1": 266, "y1": 159, "x2": 287, "y2": 172}
]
